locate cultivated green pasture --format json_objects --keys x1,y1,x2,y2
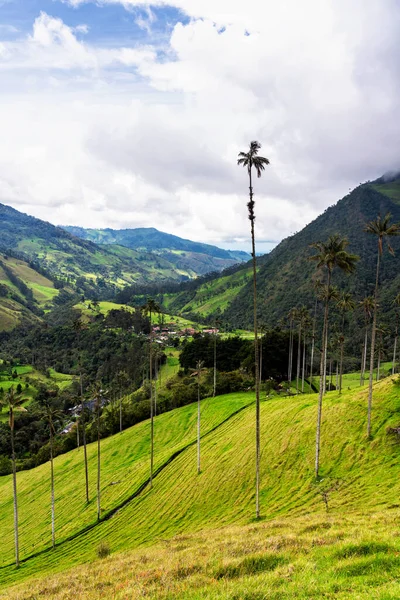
[
  {"x1": 0, "y1": 378, "x2": 399, "y2": 594},
  {"x1": 0, "y1": 393, "x2": 254, "y2": 571}
]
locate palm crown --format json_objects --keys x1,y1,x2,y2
[
  {"x1": 310, "y1": 234, "x2": 359, "y2": 274},
  {"x1": 364, "y1": 212, "x2": 400, "y2": 255},
  {"x1": 237, "y1": 141, "x2": 270, "y2": 178}
]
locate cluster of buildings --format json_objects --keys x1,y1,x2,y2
[{"x1": 151, "y1": 323, "x2": 219, "y2": 342}]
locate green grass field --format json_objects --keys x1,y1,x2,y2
[
  {"x1": 0, "y1": 367, "x2": 75, "y2": 421},
  {"x1": 0, "y1": 376, "x2": 400, "y2": 597}
]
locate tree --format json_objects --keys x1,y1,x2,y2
[
  {"x1": 213, "y1": 320, "x2": 221, "y2": 397},
  {"x1": 309, "y1": 298, "x2": 318, "y2": 391},
  {"x1": 310, "y1": 235, "x2": 358, "y2": 477},
  {"x1": 392, "y1": 293, "x2": 400, "y2": 375},
  {"x1": 73, "y1": 318, "x2": 89, "y2": 503},
  {"x1": 142, "y1": 298, "x2": 161, "y2": 489},
  {"x1": 43, "y1": 402, "x2": 63, "y2": 549},
  {"x1": 359, "y1": 297, "x2": 374, "y2": 386},
  {"x1": 237, "y1": 140, "x2": 270, "y2": 519},
  {"x1": 196, "y1": 360, "x2": 205, "y2": 475},
  {"x1": 91, "y1": 383, "x2": 106, "y2": 521},
  {"x1": 336, "y1": 292, "x2": 355, "y2": 394},
  {"x1": 287, "y1": 308, "x2": 297, "y2": 385},
  {"x1": 364, "y1": 213, "x2": 400, "y2": 437},
  {"x1": 0, "y1": 387, "x2": 23, "y2": 567}
]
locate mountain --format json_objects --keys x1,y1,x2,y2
[
  {"x1": 0, "y1": 203, "x2": 249, "y2": 329},
  {"x1": 159, "y1": 175, "x2": 400, "y2": 332},
  {"x1": 62, "y1": 225, "x2": 251, "y2": 273},
  {"x1": 224, "y1": 174, "x2": 400, "y2": 328}
]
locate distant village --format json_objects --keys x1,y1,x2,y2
[{"x1": 149, "y1": 323, "x2": 219, "y2": 343}]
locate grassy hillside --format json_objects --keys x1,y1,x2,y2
[
  {"x1": 1, "y1": 377, "x2": 400, "y2": 595},
  {"x1": 0, "y1": 365, "x2": 75, "y2": 422},
  {"x1": 0, "y1": 393, "x2": 253, "y2": 570},
  {"x1": 74, "y1": 300, "x2": 204, "y2": 330},
  {"x1": 0, "y1": 204, "x2": 249, "y2": 317},
  {"x1": 0, "y1": 255, "x2": 57, "y2": 330},
  {"x1": 162, "y1": 264, "x2": 254, "y2": 319}
]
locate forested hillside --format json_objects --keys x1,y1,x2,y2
[{"x1": 224, "y1": 176, "x2": 400, "y2": 329}]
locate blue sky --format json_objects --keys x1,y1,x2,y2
[
  {"x1": 0, "y1": 1, "x2": 399, "y2": 252},
  {"x1": 0, "y1": 1, "x2": 186, "y2": 47}
]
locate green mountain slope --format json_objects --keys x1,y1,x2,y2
[
  {"x1": 221, "y1": 175, "x2": 400, "y2": 328},
  {"x1": 62, "y1": 225, "x2": 251, "y2": 276},
  {"x1": 0, "y1": 255, "x2": 58, "y2": 330},
  {"x1": 0, "y1": 378, "x2": 399, "y2": 592},
  {"x1": 0, "y1": 204, "x2": 249, "y2": 330}
]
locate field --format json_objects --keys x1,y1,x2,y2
[
  {"x1": 0, "y1": 377, "x2": 400, "y2": 597},
  {"x1": 162, "y1": 265, "x2": 254, "y2": 318},
  {"x1": 74, "y1": 301, "x2": 205, "y2": 330},
  {"x1": 0, "y1": 366, "x2": 75, "y2": 421}
]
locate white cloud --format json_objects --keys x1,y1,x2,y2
[{"x1": 0, "y1": 2, "x2": 399, "y2": 253}]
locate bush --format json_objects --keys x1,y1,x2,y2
[
  {"x1": 97, "y1": 541, "x2": 111, "y2": 559},
  {"x1": 0, "y1": 454, "x2": 12, "y2": 476}
]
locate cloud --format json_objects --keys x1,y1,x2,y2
[{"x1": 0, "y1": 1, "x2": 399, "y2": 253}]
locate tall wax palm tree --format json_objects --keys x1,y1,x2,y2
[
  {"x1": 142, "y1": 298, "x2": 161, "y2": 489},
  {"x1": 365, "y1": 213, "x2": 400, "y2": 437},
  {"x1": 91, "y1": 383, "x2": 106, "y2": 521},
  {"x1": 309, "y1": 298, "x2": 318, "y2": 391},
  {"x1": 0, "y1": 387, "x2": 23, "y2": 567},
  {"x1": 116, "y1": 370, "x2": 128, "y2": 432},
  {"x1": 43, "y1": 402, "x2": 63, "y2": 549},
  {"x1": 392, "y1": 293, "x2": 400, "y2": 375},
  {"x1": 213, "y1": 320, "x2": 221, "y2": 397},
  {"x1": 287, "y1": 308, "x2": 297, "y2": 384},
  {"x1": 336, "y1": 292, "x2": 356, "y2": 394},
  {"x1": 310, "y1": 235, "x2": 358, "y2": 477},
  {"x1": 238, "y1": 140, "x2": 270, "y2": 519},
  {"x1": 359, "y1": 296, "x2": 374, "y2": 386},
  {"x1": 73, "y1": 318, "x2": 89, "y2": 503},
  {"x1": 196, "y1": 360, "x2": 205, "y2": 475},
  {"x1": 375, "y1": 323, "x2": 389, "y2": 381}
]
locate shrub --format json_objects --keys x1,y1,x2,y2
[{"x1": 97, "y1": 541, "x2": 111, "y2": 559}]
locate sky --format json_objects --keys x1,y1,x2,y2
[{"x1": 0, "y1": 1, "x2": 399, "y2": 253}]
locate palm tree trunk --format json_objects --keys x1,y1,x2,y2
[
  {"x1": 80, "y1": 374, "x2": 89, "y2": 503},
  {"x1": 301, "y1": 333, "x2": 306, "y2": 393},
  {"x1": 392, "y1": 319, "x2": 398, "y2": 375},
  {"x1": 367, "y1": 250, "x2": 380, "y2": 437},
  {"x1": 119, "y1": 394, "x2": 122, "y2": 433},
  {"x1": 288, "y1": 319, "x2": 293, "y2": 383},
  {"x1": 154, "y1": 356, "x2": 158, "y2": 417},
  {"x1": 361, "y1": 328, "x2": 368, "y2": 386},
  {"x1": 97, "y1": 403, "x2": 101, "y2": 521},
  {"x1": 248, "y1": 166, "x2": 261, "y2": 519},
  {"x1": 376, "y1": 348, "x2": 381, "y2": 381},
  {"x1": 339, "y1": 342, "x2": 344, "y2": 394},
  {"x1": 323, "y1": 326, "x2": 328, "y2": 395},
  {"x1": 10, "y1": 414, "x2": 19, "y2": 567},
  {"x1": 296, "y1": 324, "x2": 302, "y2": 394},
  {"x1": 315, "y1": 270, "x2": 331, "y2": 478},
  {"x1": 329, "y1": 357, "x2": 333, "y2": 391},
  {"x1": 213, "y1": 331, "x2": 217, "y2": 397},
  {"x1": 50, "y1": 428, "x2": 55, "y2": 549},
  {"x1": 197, "y1": 372, "x2": 201, "y2": 475},
  {"x1": 149, "y1": 310, "x2": 154, "y2": 489},
  {"x1": 336, "y1": 361, "x2": 339, "y2": 390},
  {"x1": 310, "y1": 300, "x2": 317, "y2": 390}
]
